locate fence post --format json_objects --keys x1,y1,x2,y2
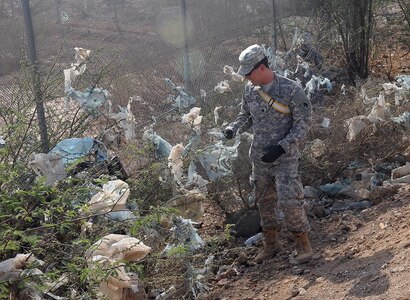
[
  {"x1": 21, "y1": 0, "x2": 50, "y2": 152},
  {"x1": 271, "y1": 0, "x2": 277, "y2": 66},
  {"x1": 272, "y1": 0, "x2": 277, "y2": 51},
  {"x1": 180, "y1": 0, "x2": 192, "y2": 91}
]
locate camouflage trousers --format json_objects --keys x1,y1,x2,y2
[{"x1": 251, "y1": 158, "x2": 310, "y2": 233}]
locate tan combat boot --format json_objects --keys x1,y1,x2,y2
[
  {"x1": 255, "y1": 229, "x2": 283, "y2": 264},
  {"x1": 292, "y1": 231, "x2": 313, "y2": 264}
]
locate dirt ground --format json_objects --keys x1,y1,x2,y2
[{"x1": 201, "y1": 185, "x2": 410, "y2": 300}]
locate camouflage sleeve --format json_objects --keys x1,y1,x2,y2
[
  {"x1": 226, "y1": 92, "x2": 253, "y2": 135},
  {"x1": 278, "y1": 86, "x2": 312, "y2": 152}
]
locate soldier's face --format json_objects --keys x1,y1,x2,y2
[{"x1": 245, "y1": 65, "x2": 262, "y2": 85}]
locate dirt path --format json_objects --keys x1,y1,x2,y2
[{"x1": 205, "y1": 186, "x2": 410, "y2": 300}]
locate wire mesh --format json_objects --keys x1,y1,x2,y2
[{"x1": 0, "y1": 0, "x2": 317, "y2": 136}]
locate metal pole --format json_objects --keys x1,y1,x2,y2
[
  {"x1": 55, "y1": 0, "x2": 62, "y2": 24},
  {"x1": 180, "y1": 0, "x2": 192, "y2": 91},
  {"x1": 271, "y1": 0, "x2": 277, "y2": 67},
  {"x1": 21, "y1": 0, "x2": 49, "y2": 152}
]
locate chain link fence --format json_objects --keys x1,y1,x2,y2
[{"x1": 0, "y1": 0, "x2": 317, "y2": 140}]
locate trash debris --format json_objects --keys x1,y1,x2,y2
[
  {"x1": 86, "y1": 234, "x2": 151, "y2": 262},
  {"x1": 88, "y1": 180, "x2": 130, "y2": 213},
  {"x1": 214, "y1": 80, "x2": 232, "y2": 94},
  {"x1": 244, "y1": 232, "x2": 263, "y2": 246},
  {"x1": 391, "y1": 112, "x2": 410, "y2": 129},
  {"x1": 321, "y1": 117, "x2": 330, "y2": 128},
  {"x1": 194, "y1": 255, "x2": 215, "y2": 275},
  {"x1": 164, "y1": 78, "x2": 196, "y2": 109},
  {"x1": 200, "y1": 89, "x2": 207, "y2": 101},
  {"x1": 345, "y1": 115, "x2": 369, "y2": 141},
  {"x1": 396, "y1": 74, "x2": 410, "y2": 89},
  {"x1": 106, "y1": 210, "x2": 137, "y2": 221},
  {"x1": 28, "y1": 152, "x2": 67, "y2": 187},
  {"x1": 63, "y1": 47, "x2": 90, "y2": 93},
  {"x1": 143, "y1": 128, "x2": 172, "y2": 159},
  {"x1": 382, "y1": 82, "x2": 406, "y2": 105},
  {"x1": 181, "y1": 107, "x2": 202, "y2": 131},
  {"x1": 167, "y1": 189, "x2": 206, "y2": 221},
  {"x1": 360, "y1": 87, "x2": 378, "y2": 105},
  {"x1": 187, "y1": 261, "x2": 212, "y2": 298},
  {"x1": 0, "y1": 253, "x2": 44, "y2": 282},
  {"x1": 391, "y1": 162, "x2": 410, "y2": 184},
  {"x1": 187, "y1": 162, "x2": 208, "y2": 193},
  {"x1": 155, "y1": 285, "x2": 176, "y2": 300},
  {"x1": 223, "y1": 65, "x2": 243, "y2": 82},
  {"x1": 66, "y1": 86, "x2": 110, "y2": 115},
  {"x1": 49, "y1": 137, "x2": 108, "y2": 165},
  {"x1": 85, "y1": 235, "x2": 150, "y2": 299},
  {"x1": 214, "y1": 106, "x2": 222, "y2": 125},
  {"x1": 108, "y1": 97, "x2": 136, "y2": 142},
  {"x1": 107, "y1": 156, "x2": 128, "y2": 181},
  {"x1": 341, "y1": 84, "x2": 346, "y2": 95},
  {"x1": 168, "y1": 143, "x2": 185, "y2": 183},
  {"x1": 327, "y1": 200, "x2": 373, "y2": 213},
  {"x1": 163, "y1": 217, "x2": 205, "y2": 253},
  {"x1": 198, "y1": 139, "x2": 240, "y2": 181},
  {"x1": 308, "y1": 139, "x2": 326, "y2": 158},
  {"x1": 370, "y1": 173, "x2": 385, "y2": 189},
  {"x1": 304, "y1": 75, "x2": 332, "y2": 99},
  {"x1": 319, "y1": 179, "x2": 352, "y2": 196},
  {"x1": 367, "y1": 93, "x2": 387, "y2": 122},
  {"x1": 89, "y1": 255, "x2": 144, "y2": 300},
  {"x1": 0, "y1": 136, "x2": 5, "y2": 147}
]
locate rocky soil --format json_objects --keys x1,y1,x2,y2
[{"x1": 203, "y1": 185, "x2": 410, "y2": 300}]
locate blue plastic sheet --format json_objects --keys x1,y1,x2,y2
[{"x1": 50, "y1": 137, "x2": 108, "y2": 165}]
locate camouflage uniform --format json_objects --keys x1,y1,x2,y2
[
  {"x1": 297, "y1": 32, "x2": 323, "y2": 69},
  {"x1": 227, "y1": 75, "x2": 312, "y2": 233}
]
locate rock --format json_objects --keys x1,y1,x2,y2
[
  {"x1": 298, "y1": 287, "x2": 307, "y2": 295},
  {"x1": 292, "y1": 268, "x2": 304, "y2": 275},
  {"x1": 402, "y1": 241, "x2": 410, "y2": 249},
  {"x1": 225, "y1": 209, "x2": 261, "y2": 237},
  {"x1": 236, "y1": 252, "x2": 248, "y2": 266},
  {"x1": 304, "y1": 186, "x2": 321, "y2": 199},
  {"x1": 312, "y1": 253, "x2": 322, "y2": 260},
  {"x1": 291, "y1": 287, "x2": 299, "y2": 297},
  {"x1": 312, "y1": 205, "x2": 327, "y2": 218},
  {"x1": 315, "y1": 276, "x2": 325, "y2": 283},
  {"x1": 217, "y1": 278, "x2": 230, "y2": 286}
]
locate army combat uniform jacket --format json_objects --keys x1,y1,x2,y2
[{"x1": 228, "y1": 74, "x2": 312, "y2": 163}]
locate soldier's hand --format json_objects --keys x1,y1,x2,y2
[
  {"x1": 223, "y1": 129, "x2": 234, "y2": 140},
  {"x1": 261, "y1": 145, "x2": 285, "y2": 163}
]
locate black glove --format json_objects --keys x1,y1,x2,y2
[
  {"x1": 261, "y1": 145, "x2": 285, "y2": 163},
  {"x1": 223, "y1": 129, "x2": 234, "y2": 140}
]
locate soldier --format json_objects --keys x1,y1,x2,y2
[
  {"x1": 297, "y1": 32, "x2": 323, "y2": 69},
  {"x1": 224, "y1": 44, "x2": 313, "y2": 264}
]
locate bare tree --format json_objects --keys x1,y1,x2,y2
[{"x1": 322, "y1": 0, "x2": 376, "y2": 83}]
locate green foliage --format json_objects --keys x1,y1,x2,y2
[
  {"x1": 130, "y1": 206, "x2": 178, "y2": 236},
  {"x1": 129, "y1": 160, "x2": 173, "y2": 212},
  {"x1": 166, "y1": 244, "x2": 190, "y2": 257}
]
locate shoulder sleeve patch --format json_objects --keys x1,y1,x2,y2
[{"x1": 291, "y1": 87, "x2": 311, "y2": 114}]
